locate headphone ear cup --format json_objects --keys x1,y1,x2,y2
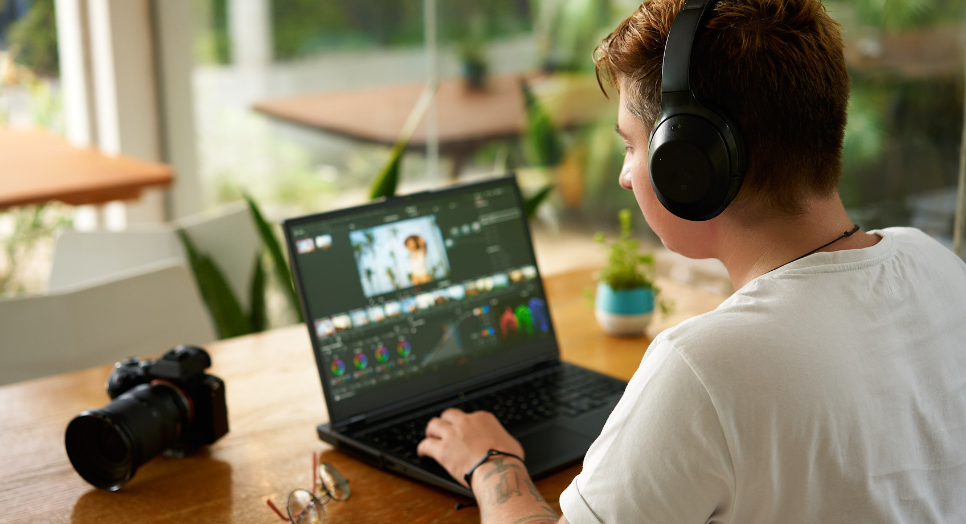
[{"x1": 648, "y1": 113, "x2": 739, "y2": 221}]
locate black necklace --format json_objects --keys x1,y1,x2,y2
[{"x1": 766, "y1": 224, "x2": 861, "y2": 275}]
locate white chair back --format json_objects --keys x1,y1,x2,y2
[
  {"x1": 0, "y1": 261, "x2": 217, "y2": 386},
  {"x1": 49, "y1": 202, "x2": 260, "y2": 310}
]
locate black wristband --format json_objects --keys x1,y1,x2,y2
[{"x1": 463, "y1": 449, "x2": 525, "y2": 487}]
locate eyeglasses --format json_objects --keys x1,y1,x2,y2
[{"x1": 265, "y1": 452, "x2": 351, "y2": 524}]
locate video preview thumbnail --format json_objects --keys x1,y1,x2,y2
[{"x1": 349, "y1": 215, "x2": 450, "y2": 298}]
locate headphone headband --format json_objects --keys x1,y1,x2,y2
[{"x1": 661, "y1": 0, "x2": 720, "y2": 96}]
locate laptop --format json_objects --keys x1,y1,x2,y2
[{"x1": 283, "y1": 174, "x2": 627, "y2": 498}]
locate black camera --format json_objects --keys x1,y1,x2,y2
[{"x1": 65, "y1": 345, "x2": 229, "y2": 490}]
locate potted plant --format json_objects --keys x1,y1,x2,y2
[
  {"x1": 458, "y1": 36, "x2": 488, "y2": 91},
  {"x1": 593, "y1": 209, "x2": 667, "y2": 336}
]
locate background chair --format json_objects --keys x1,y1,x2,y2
[
  {"x1": 0, "y1": 260, "x2": 216, "y2": 386},
  {"x1": 49, "y1": 202, "x2": 261, "y2": 311}
]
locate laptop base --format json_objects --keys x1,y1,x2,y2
[{"x1": 318, "y1": 362, "x2": 624, "y2": 498}]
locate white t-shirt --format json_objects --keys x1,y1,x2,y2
[{"x1": 560, "y1": 227, "x2": 966, "y2": 523}]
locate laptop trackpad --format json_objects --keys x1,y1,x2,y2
[{"x1": 518, "y1": 425, "x2": 594, "y2": 476}]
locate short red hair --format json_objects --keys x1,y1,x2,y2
[{"x1": 595, "y1": 0, "x2": 851, "y2": 218}]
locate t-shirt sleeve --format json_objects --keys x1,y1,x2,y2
[{"x1": 559, "y1": 336, "x2": 735, "y2": 524}]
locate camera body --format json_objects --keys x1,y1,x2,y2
[
  {"x1": 66, "y1": 345, "x2": 229, "y2": 490},
  {"x1": 106, "y1": 345, "x2": 229, "y2": 456}
]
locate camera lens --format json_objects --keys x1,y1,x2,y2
[{"x1": 65, "y1": 382, "x2": 191, "y2": 490}]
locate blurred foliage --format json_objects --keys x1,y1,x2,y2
[
  {"x1": 369, "y1": 87, "x2": 435, "y2": 200},
  {"x1": 521, "y1": 79, "x2": 564, "y2": 168},
  {"x1": 270, "y1": 164, "x2": 338, "y2": 211},
  {"x1": 202, "y1": 106, "x2": 340, "y2": 214},
  {"x1": 270, "y1": 0, "x2": 530, "y2": 61},
  {"x1": 192, "y1": 0, "x2": 231, "y2": 65},
  {"x1": 519, "y1": 79, "x2": 565, "y2": 218},
  {"x1": 843, "y1": 87, "x2": 888, "y2": 166},
  {"x1": 534, "y1": 0, "x2": 612, "y2": 72},
  {"x1": 579, "y1": 114, "x2": 642, "y2": 225},
  {"x1": 177, "y1": 229, "x2": 266, "y2": 338},
  {"x1": 0, "y1": 204, "x2": 73, "y2": 297},
  {"x1": 839, "y1": 75, "x2": 963, "y2": 228},
  {"x1": 6, "y1": 0, "x2": 58, "y2": 77},
  {"x1": 177, "y1": 192, "x2": 304, "y2": 339},
  {"x1": 524, "y1": 0, "x2": 646, "y2": 228},
  {"x1": 369, "y1": 140, "x2": 405, "y2": 200},
  {"x1": 842, "y1": 0, "x2": 966, "y2": 32},
  {"x1": 244, "y1": 193, "x2": 302, "y2": 322},
  {"x1": 179, "y1": 0, "x2": 966, "y2": 241},
  {"x1": 524, "y1": 183, "x2": 555, "y2": 219},
  {"x1": 0, "y1": 56, "x2": 63, "y2": 131},
  {"x1": 829, "y1": 0, "x2": 966, "y2": 234},
  {"x1": 26, "y1": 74, "x2": 61, "y2": 129}
]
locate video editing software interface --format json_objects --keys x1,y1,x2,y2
[{"x1": 289, "y1": 180, "x2": 556, "y2": 421}]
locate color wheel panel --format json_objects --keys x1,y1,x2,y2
[
  {"x1": 330, "y1": 359, "x2": 345, "y2": 376},
  {"x1": 375, "y1": 345, "x2": 389, "y2": 363}
]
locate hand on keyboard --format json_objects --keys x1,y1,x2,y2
[{"x1": 417, "y1": 408, "x2": 525, "y2": 489}]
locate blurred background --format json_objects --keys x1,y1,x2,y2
[{"x1": 2, "y1": 0, "x2": 965, "y2": 306}]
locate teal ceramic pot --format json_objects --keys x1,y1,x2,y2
[
  {"x1": 462, "y1": 61, "x2": 487, "y2": 90},
  {"x1": 594, "y1": 282, "x2": 654, "y2": 337}
]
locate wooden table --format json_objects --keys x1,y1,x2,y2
[
  {"x1": 0, "y1": 268, "x2": 727, "y2": 523},
  {"x1": 0, "y1": 128, "x2": 173, "y2": 209},
  {"x1": 252, "y1": 75, "x2": 613, "y2": 177}
]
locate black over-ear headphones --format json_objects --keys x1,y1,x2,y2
[{"x1": 647, "y1": 0, "x2": 746, "y2": 221}]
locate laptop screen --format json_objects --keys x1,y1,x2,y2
[{"x1": 284, "y1": 176, "x2": 559, "y2": 425}]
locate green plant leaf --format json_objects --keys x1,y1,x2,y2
[
  {"x1": 521, "y1": 79, "x2": 564, "y2": 168},
  {"x1": 370, "y1": 85, "x2": 436, "y2": 200},
  {"x1": 249, "y1": 253, "x2": 267, "y2": 332},
  {"x1": 243, "y1": 193, "x2": 303, "y2": 322},
  {"x1": 369, "y1": 142, "x2": 405, "y2": 200},
  {"x1": 177, "y1": 229, "x2": 253, "y2": 339},
  {"x1": 525, "y1": 182, "x2": 555, "y2": 219},
  {"x1": 594, "y1": 208, "x2": 659, "y2": 292}
]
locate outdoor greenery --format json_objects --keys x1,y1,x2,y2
[
  {"x1": 270, "y1": 0, "x2": 531, "y2": 61},
  {"x1": 535, "y1": 0, "x2": 616, "y2": 72},
  {"x1": 2, "y1": 0, "x2": 964, "y2": 300},
  {"x1": 192, "y1": 0, "x2": 231, "y2": 64},
  {"x1": 6, "y1": 0, "x2": 58, "y2": 77},
  {"x1": 521, "y1": 79, "x2": 564, "y2": 168},
  {"x1": 0, "y1": 204, "x2": 72, "y2": 297},
  {"x1": 370, "y1": 83, "x2": 556, "y2": 218},
  {"x1": 826, "y1": 0, "x2": 966, "y2": 232},
  {"x1": 845, "y1": 0, "x2": 966, "y2": 32}
]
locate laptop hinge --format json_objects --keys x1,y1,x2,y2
[{"x1": 341, "y1": 414, "x2": 367, "y2": 431}]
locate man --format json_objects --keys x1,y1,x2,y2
[{"x1": 417, "y1": 0, "x2": 966, "y2": 522}]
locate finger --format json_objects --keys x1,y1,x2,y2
[
  {"x1": 416, "y1": 436, "x2": 443, "y2": 458},
  {"x1": 440, "y1": 407, "x2": 466, "y2": 423},
  {"x1": 425, "y1": 417, "x2": 454, "y2": 439}
]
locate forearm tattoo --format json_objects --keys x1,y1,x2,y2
[
  {"x1": 481, "y1": 458, "x2": 523, "y2": 481},
  {"x1": 476, "y1": 459, "x2": 559, "y2": 523},
  {"x1": 509, "y1": 515, "x2": 560, "y2": 524}
]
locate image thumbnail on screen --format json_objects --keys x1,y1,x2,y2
[{"x1": 349, "y1": 215, "x2": 450, "y2": 298}]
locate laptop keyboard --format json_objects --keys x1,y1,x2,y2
[{"x1": 355, "y1": 364, "x2": 626, "y2": 465}]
